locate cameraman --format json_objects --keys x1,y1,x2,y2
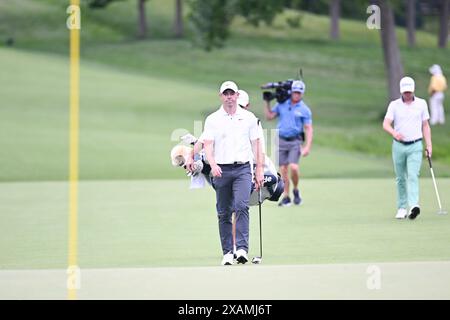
[{"x1": 264, "y1": 80, "x2": 313, "y2": 207}]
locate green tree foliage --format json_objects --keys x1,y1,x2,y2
[
  {"x1": 188, "y1": 0, "x2": 235, "y2": 51},
  {"x1": 87, "y1": 0, "x2": 120, "y2": 8},
  {"x1": 188, "y1": 0, "x2": 284, "y2": 50},
  {"x1": 237, "y1": 0, "x2": 283, "y2": 26},
  {"x1": 85, "y1": 0, "x2": 149, "y2": 39},
  {"x1": 294, "y1": 0, "x2": 329, "y2": 14},
  {"x1": 284, "y1": 0, "x2": 425, "y2": 28}
]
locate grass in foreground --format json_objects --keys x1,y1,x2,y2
[{"x1": 1, "y1": 179, "x2": 449, "y2": 270}]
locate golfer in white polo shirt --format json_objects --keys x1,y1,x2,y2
[
  {"x1": 189, "y1": 81, "x2": 264, "y2": 265},
  {"x1": 383, "y1": 76, "x2": 433, "y2": 220}
]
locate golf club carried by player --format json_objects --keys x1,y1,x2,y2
[{"x1": 383, "y1": 76, "x2": 433, "y2": 220}]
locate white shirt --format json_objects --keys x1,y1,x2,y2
[
  {"x1": 199, "y1": 117, "x2": 265, "y2": 156},
  {"x1": 202, "y1": 105, "x2": 261, "y2": 164},
  {"x1": 385, "y1": 97, "x2": 430, "y2": 141}
]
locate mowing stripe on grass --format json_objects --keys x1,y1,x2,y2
[{"x1": 1, "y1": 261, "x2": 450, "y2": 299}]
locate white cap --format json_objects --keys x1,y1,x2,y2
[
  {"x1": 219, "y1": 81, "x2": 238, "y2": 93},
  {"x1": 399, "y1": 76, "x2": 415, "y2": 93},
  {"x1": 237, "y1": 90, "x2": 249, "y2": 107},
  {"x1": 429, "y1": 64, "x2": 442, "y2": 75},
  {"x1": 291, "y1": 80, "x2": 305, "y2": 93}
]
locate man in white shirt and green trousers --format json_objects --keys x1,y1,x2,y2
[{"x1": 383, "y1": 76, "x2": 433, "y2": 220}]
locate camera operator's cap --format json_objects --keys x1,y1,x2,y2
[
  {"x1": 291, "y1": 80, "x2": 305, "y2": 93},
  {"x1": 399, "y1": 76, "x2": 415, "y2": 93},
  {"x1": 237, "y1": 90, "x2": 249, "y2": 107},
  {"x1": 219, "y1": 81, "x2": 238, "y2": 93}
]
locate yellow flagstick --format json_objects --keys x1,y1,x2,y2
[{"x1": 68, "y1": 0, "x2": 80, "y2": 300}]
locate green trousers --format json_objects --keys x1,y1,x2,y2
[{"x1": 392, "y1": 140, "x2": 423, "y2": 209}]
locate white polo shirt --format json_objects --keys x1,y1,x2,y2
[
  {"x1": 202, "y1": 105, "x2": 261, "y2": 164},
  {"x1": 198, "y1": 119, "x2": 265, "y2": 163},
  {"x1": 384, "y1": 97, "x2": 430, "y2": 142}
]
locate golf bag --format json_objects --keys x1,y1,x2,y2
[
  {"x1": 199, "y1": 155, "x2": 284, "y2": 206},
  {"x1": 171, "y1": 133, "x2": 284, "y2": 206}
]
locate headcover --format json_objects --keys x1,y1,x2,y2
[{"x1": 170, "y1": 145, "x2": 193, "y2": 167}]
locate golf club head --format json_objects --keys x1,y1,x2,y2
[
  {"x1": 252, "y1": 256, "x2": 262, "y2": 264},
  {"x1": 437, "y1": 209, "x2": 448, "y2": 215}
]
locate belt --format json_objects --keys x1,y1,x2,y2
[
  {"x1": 280, "y1": 135, "x2": 300, "y2": 141},
  {"x1": 394, "y1": 138, "x2": 422, "y2": 145},
  {"x1": 219, "y1": 161, "x2": 249, "y2": 167}
]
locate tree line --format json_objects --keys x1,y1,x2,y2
[
  {"x1": 87, "y1": 0, "x2": 449, "y2": 101},
  {"x1": 87, "y1": 0, "x2": 448, "y2": 50}
]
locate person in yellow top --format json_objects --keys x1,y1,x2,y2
[{"x1": 428, "y1": 64, "x2": 447, "y2": 125}]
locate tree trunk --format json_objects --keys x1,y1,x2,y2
[
  {"x1": 376, "y1": 0, "x2": 404, "y2": 101},
  {"x1": 174, "y1": 0, "x2": 183, "y2": 38},
  {"x1": 406, "y1": 0, "x2": 416, "y2": 47},
  {"x1": 137, "y1": 0, "x2": 148, "y2": 39},
  {"x1": 330, "y1": 0, "x2": 340, "y2": 40},
  {"x1": 438, "y1": 0, "x2": 449, "y2": 48}
]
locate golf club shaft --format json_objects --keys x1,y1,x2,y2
[
  {"x1": 427, "y1": 153, "x2": 443, "y2": 210},
  {"x1": 258, "y1": 189, "x2": 262, "y2": 258},
  {"x1": 430, "y1": 167, "x2": 443, "y2": 210}
]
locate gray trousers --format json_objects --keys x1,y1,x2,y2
[{"x1": 211, "y1": 163, "x2": 252, "y2": 255}]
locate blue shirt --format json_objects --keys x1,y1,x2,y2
[{"x1": 271, "y1": 99, "x2": 312, "y2": 138}]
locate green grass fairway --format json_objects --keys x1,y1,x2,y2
[
  {"x1": 1, "y1": 179, "x2": 449, "y2": 270},
  {"x1": 2, "y1": 48, "x2": 450, "y2": 182},
  {"x1": 2, "y1": 1, "x2": 450, "y2": 299},
  {"x1": 1, "y1": 177, "x2": 450, "y2": 299}
]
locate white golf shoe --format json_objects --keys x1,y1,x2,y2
[
  {"x1": 395, "y1": 208, "x2": 407, "y2": 219},
  {"x1": 235, "y1": 249, "x2": 248, "y2": 264},
  {"x1": 221, "y1": 252, "x2": 234, "y2": 266}
]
